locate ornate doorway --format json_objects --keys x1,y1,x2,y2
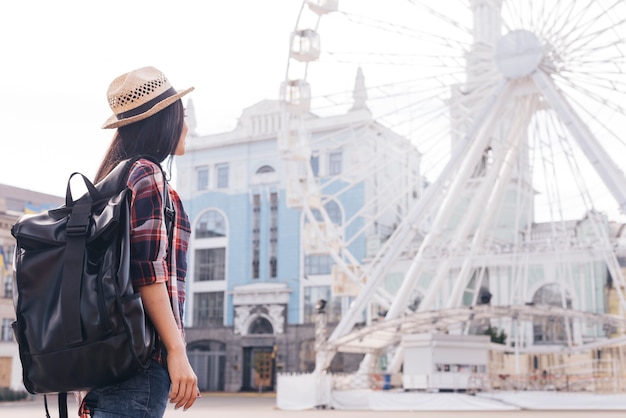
[{"x1": 242, "y1": 346, "x2": 275, "y2": 392}]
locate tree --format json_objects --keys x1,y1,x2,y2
[{"x1": 484, "y1": 325, "x2": 507, "y2": 344}]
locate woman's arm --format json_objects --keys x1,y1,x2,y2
[{"x1": 139, "y1": 282, "x2": 198, "y2": 411}]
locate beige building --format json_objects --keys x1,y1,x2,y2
[{"x1": 0, "y1": 184, "x2": 62, "y2": 390}]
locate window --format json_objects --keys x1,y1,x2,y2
[
  {"x1": 1, "y1": 318, "x2": 12, "y2": 342},
  {"x1": 193, "y1": 292, "x2": 224, "y2": 327},
  {"x1": 249, "y1": 317, "x2": 274, "y2": 334},
  {"x1": 308, "y1": 200, "x2": 342, "y2": 225},
  {"x1": 216, "y1": 163, "x2": 229, "y2": 188},
  {"x1": 328, "y1": 149, "x2": 342, "y2": 175},
  {"x1": 196, "y1": 210, "x2": 226, "y2": 238},
  {"x1": 304, "y1": 200, "x2": 340, "y2": 275},
  {"x1": 532, "y1": 284, "x2": 573, "y2": 345},
  {"x1": 256, "y1": 165, "x2": 275, "y2": 174},
  {"x1": 197, "y1": 167, "x2": 209, "y2": 190},
  {"x1": 3, "y1": 276, "x2": 12, "y2": 299},
  {"x1": 2, "y1": 247, "x2": 13, "y2": 298},
  {"x1": 254, "y1": 165, "x2": 276, "y2": 184},
  {"x1": 252, "y1": 194, "x2": 261, "y2": 279},
  {"x1": 194, "y1": 248, "x2": 226, "y2": 281},
  {"x1": 310, "y1": 154, "x2": 319, "y2": 177},
  {"x1": 304, "y1": 254, "x2": 333, "y2": 275},
  {"x1": 269, "y1": 192, "x2": 278, "y2": 278}
]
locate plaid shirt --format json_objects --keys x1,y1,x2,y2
[{"x1": 128, "y1": 159, "x2": 191, "y2": 363}]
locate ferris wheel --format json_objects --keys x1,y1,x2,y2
[{"x1": 280, "y1": 0, "x2": 626, "y2": 370}]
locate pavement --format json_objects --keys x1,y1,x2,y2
[{"x1": 2, "y1": 392, "x2": 626, "y2": 417}]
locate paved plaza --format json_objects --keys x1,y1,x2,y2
[{"x1": 2, "y1": 393, "x2": 626, "y2": 418}]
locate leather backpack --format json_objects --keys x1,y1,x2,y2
[{"x1": 11, "y1": 156, "x2": 173, "y2": 417}]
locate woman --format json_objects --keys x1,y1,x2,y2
[{"x1": 81, "y1": 66, "x2": 198, "y2": 417}]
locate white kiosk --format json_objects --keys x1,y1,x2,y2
[{"x1": 402, "y1": 333, "x2": 491, "y2": 392}]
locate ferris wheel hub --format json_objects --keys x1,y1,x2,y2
[{"x1": 494, "y1": 29, "x2": 543, "y2": 79}]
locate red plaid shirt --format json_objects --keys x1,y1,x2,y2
[
  {"x1": 127, "y1": 159, "x2": 191, "y2": 363},
  {"x1": 80, "y1": 159, "x2": 190, "y2": 417}
]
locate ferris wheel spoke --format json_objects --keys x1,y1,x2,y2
[
  {"x1": 336, "y1": 8, "x2": 472, "y2": 53},
  {"x1": 567, "y1": 28, "x2": 626, "y2": 59},
  {"x1": 559, "y1": 77, "x2": 626, "y2": 118},
  {"x1": 321, "y1": 51, "x2": 467, "y2": 70},
  {"x1": 405, "y1": 0, "x2": 471, "y2": 36},
  {"x1": 560, "y1": 60, "x2": 626, "y2": 81},
  {"x1": 557, "y1": 79, "x2": 626, "y2": 150},
  {"x1": 542, "y1": 110, "x2": 597, "y2": 212}
]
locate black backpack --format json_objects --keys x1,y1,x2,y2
[{"x1": 11, "y1": 156, "x2": 172, "y2": 417}]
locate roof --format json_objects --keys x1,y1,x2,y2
[{"x1": 0, "y1": 183, "x2": 63, "y2": 215}]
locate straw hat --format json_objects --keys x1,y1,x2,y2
[{"x1": 102, "y1": 66, "x2": 194, "y2": 129}]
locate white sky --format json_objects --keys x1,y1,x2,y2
[
  {"x1": 0, "y1": 0, "x2": 301, "y2": 196},
  {"x1": 2, "y1": 0, "x2": 625, "y2": 224}
]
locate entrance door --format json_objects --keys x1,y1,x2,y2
[{"x1": 242, "y1": 347, "x2": 275, "y2": 392}]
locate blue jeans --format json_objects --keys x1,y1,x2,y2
[{"x1": 85, "y1": 361, "x2": 171, "y2": 418}]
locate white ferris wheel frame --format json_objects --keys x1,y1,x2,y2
[{"x1": 280, "y1": 0, "x2": 626, "y2": 372}]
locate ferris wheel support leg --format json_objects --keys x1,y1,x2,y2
[
  {"x1": 446, "y1": 93, "x2": 534, "y2": 308},
  {"x1": 531, "y1": 70, "x2": 626, "y2": 214},
  {"x1": 384, "y1": 82, "x2": 514, "y2": 373},
  {"x1": 326, "y1": 81, "x2": 511, "y2": 372},
  {"x1": 415, "y1": 80, "x2": 515, "y2": 313}
]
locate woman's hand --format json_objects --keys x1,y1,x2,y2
[
  {"x1": 167, "y1": 347, "x2": 199, "y2": 410},
  {"x1": 139, "y1": 283, "x2": 199, "y2": 410}
]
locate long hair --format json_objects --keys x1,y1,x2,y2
[{"x1": 95, "y1": 99, "x2": 185, "y2": 182}]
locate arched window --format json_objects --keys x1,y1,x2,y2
[
  {"x1": 196, "y1": 210, "x2": 226, "y2": 238},
  {"x1": 532, "y1": 284, "x2": 573, "y2": 345},
  {"x1": 309, "y1": 199, "x2": 342, "y2": 225},
  {"x1": 249, "y1": 316, "x2": 274, "y2": 335},
  {"x1": 256, "y1": 165, "x2": 275, "y2": 174},
  {"x1": 253, "y1": 165, "x2": 278, "y2": 186}
]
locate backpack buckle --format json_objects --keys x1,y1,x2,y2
[
  {"x1": 66, "y1": 203, "x2": 91, "y2": 237},
  {"x1": 66, "y1": 224, "x2": 89, "y2": 236}
]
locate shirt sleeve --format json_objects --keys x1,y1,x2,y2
[{"x1": 127, "y1": 159, "x2": 169, "y2": 288}]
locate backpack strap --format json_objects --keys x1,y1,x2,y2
[
  {"x1": 164, "y1": 182, "x2": 175, "y2": 245},
  {"x1": 43, "y1": 393, "x2": 68, "y2": 418},
  {"x1": 62, "y1": 171, "x2": 106, "y2": 345},
  {"x1": 58, "y1": 392, "x2": 68, "y2": 418}
]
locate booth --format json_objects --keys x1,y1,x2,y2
[{"x1": 402, "y1": 333, "x2": 490, "y2": 391}]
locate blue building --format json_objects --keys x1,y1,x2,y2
[{"x1": 176, "y1": 76, "x2": 423, "y2": 392}]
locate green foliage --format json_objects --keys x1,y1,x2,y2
[{"x1": 484, "y1": 325, "x2": 507, "y2": 344}]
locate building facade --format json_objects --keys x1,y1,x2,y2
[
  {"x1": 177, "y1": 76, "x2": 423, "y2": 391},
  {"x1": 0, "y1": 184, "x2": 62, "y2": 390}
]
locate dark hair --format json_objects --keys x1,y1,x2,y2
[{"x1": 95, "y1": 99, "x2": 185, "y2": 182}]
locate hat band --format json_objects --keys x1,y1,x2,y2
[{"x1": 116, "y1": 87, "x2": 178, "y2": 120}]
